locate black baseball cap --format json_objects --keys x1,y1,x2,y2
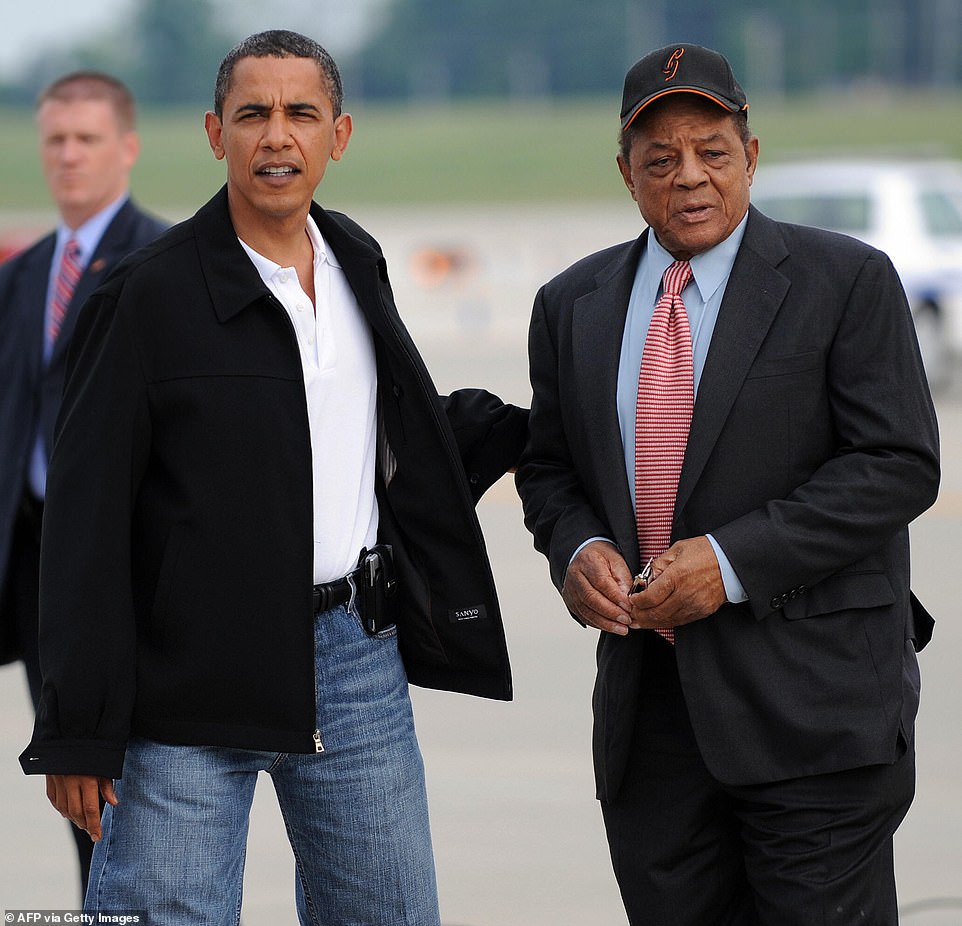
[{"x1": 620, "y1": 43, "x2": 748, "y2": 130}]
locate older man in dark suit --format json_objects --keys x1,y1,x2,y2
[
  {"x1": 517, "y1": 43, "x2": 939, "y2": 924},
  {"x1": 0, "y1": 70, "x2": 166, "y2": 895}
]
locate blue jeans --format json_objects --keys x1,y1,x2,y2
[{"x1": 85, "y1": 604, "x2": 441, "y2": 925}]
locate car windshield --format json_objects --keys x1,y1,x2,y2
[
  {"x1": 920, "y1": 190, "x2": 962, "y2": 237},
  {"x1": 752, "y1": 193, "x2": 871, "y2": 235}
]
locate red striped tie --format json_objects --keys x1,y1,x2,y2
[
  {"x1": 48, "y1": 237, "x2": 82, "y2": 344},
  {"x1": 634, "y1": 259, "x2": 694, "y2": 643}
]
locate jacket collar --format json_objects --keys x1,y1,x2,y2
[{"x1": 193, "y1": 187, "x2": 385, "y2": 328}]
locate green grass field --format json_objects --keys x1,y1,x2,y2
[{"x1": 2, "y1": 91, "x2": 961, "y2": 216}]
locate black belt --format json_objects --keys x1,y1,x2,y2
[
  {"x1": 312, "y1": 566, "x2": 362, "y2": 614},
  {"x1": 312, "y1": 546, "x2": 396, "y2": 634}
]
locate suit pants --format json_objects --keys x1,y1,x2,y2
[
  {"x1": 2, "y1": 495, "x2": 95, "y2": 900},
  {"x1": 600, "y1": 633, "x2": 914, "y2": 926}
]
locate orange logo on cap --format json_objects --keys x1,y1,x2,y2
[{"x1": 663, "y1": 48, "x2": 684, "y2": 81}]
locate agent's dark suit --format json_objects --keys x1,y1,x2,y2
[
  {"x1": 0, "y1": 197, "x2": 166, "y2": 887},
  {"x1": 517, "y1": 206, "x2": 939, "y2": 921}
]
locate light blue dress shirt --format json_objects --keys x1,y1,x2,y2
[
  {"x1": 572, "y1": 213, "x2": 750, "y2": 604},
  {"x1": 616, "y1": 216, "x2": 749, "y2": 602}
]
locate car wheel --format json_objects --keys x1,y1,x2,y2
[{"x1": 912, "y1": 301, "x2": 949, "y2": 392}]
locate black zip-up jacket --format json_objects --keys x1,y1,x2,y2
[{"x1": 21, "y1": 188, "x2": 527, "y2": 779}]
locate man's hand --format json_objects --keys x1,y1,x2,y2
[
  {"x1": 628, "y1": 536, "x2": 727, "y2": 631},
  {"x1": 46, "y1": 774, "x2": 119, "y2": 842},
  {"x1": 562, "y1": 541, "x2": 633, "y2": 635}
]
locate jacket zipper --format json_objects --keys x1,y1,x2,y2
[{"x1": 264, "y1": 293, "x2": 327, "y2": 757}]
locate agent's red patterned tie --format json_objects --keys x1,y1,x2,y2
[
  {"x1": 634, "y1": 259, "x2": 694, "y2": 643},
  {"x1": 48, "y1": 237, "x2": 82, "y2": 344}
]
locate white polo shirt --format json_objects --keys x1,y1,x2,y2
[{"x1": 240, "y1": 216, "x2": 379, "y2": 584}]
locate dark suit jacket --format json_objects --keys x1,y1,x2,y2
[
  {"x1": 21, "y1": 188, "x2": 526, "y2": 778},
  {"x1": 0, "y1": 199, "x2": 167, "y2": 662},
  {"x1": 516, "y1": 207, "x2": 940, "y2": 799}
]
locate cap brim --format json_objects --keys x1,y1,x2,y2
[{"x1": 621, "y1": 87, "x2": 745, "y2": 129}]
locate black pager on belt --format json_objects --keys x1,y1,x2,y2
[{"x1": 358, "y1": 544, "x2": 398, "y2": 635}]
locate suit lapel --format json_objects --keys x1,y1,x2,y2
[
  {"x1": 19, "y1": 235, "x2": 55, "y2": 375},
  {"x1": 676, "y1": 209, "x2": 790, "y2": 513},
  {"x1": 572, "y1": 235, "x2": 645, "y2": 558}
]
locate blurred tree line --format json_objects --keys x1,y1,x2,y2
[
  {"x1": 354, "y1": 0, "x2": 961, "y2": 99},
  {"x1": 3, "y1": 0, "x2": 960, "y2": 106},
  {"x1": 3, "y1": 0, "x2": 226, "y2": 105}
]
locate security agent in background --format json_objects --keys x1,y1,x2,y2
[
  {"x1": 516, "y1": 43, "x2": 939, "y2": 925},
  {"x1": 20, "y1": 31, "x2": 527, "y2": 924},
  {"x1": 0, "y1": 71, "x2": 166, "y2": 897}
]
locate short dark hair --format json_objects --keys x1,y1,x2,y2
[
  {"x1": 37, "y1": 71, "x2": 137, "y2": 132},
  {"x1": 213, "y1": 30, "x2": 343, "y2": 119},
  {"x1": 618, "y1": 97, "x2": 752, "y2": 162}
]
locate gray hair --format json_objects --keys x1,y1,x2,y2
[
  {"x1": 618, "y1": 100, "x2": 751, "y2": 162},
  {"x1": 213, "y1": 30, "x2": 343, "y2": 118}
]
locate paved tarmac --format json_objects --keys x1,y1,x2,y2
[{"x1": 2, "y1": 204, "x2": 961, "y2": 923}]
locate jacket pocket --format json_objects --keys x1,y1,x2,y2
[
  {"x1": 909, "y1": 592, "x2": 934, "y2": 651},
  {"x1": 782, "y1": 570, "x2": 894, "y2": 621},
  {"x1": 745, "y1": 349, "x2": 819, "y2": 380}
]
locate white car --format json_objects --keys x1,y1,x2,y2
[{"x1": 751, "y1": 159, "x2": 962, "y2": 389}]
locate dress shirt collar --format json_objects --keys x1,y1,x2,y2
[
  {"x1": 646, "y1": 210, "x2": 749, "y2": 303},
  {"x1": 239, "y1": 215, "x2": 341, "y2": 285},
  {"x1": 306, "y1": 214, "x2": 342, "y2": 269},
  {"x1": 55, "y1": 192, "x2": 129, "y2": 268}
]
